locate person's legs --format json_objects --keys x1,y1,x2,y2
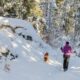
[
  {"x1": 63, "y1": 55, "x2": 66, "y2": 71},
  {"x1": 66, "y1": 56, "x2": 70, "y2": 70},
  {"x1": 63, "y1": 55, "x2": 69, "y2": 71}
]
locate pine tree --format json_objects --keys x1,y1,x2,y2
[{"x1": 0, "y1": 0, "x2": 37, "y2": 19}]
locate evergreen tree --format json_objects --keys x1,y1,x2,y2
[{"x1": 0, "y1": 0, "x2": 37, "y2": 19}]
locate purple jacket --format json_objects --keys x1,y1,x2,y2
[{"x1": 61, "y1": 44, "x2": 72, "y2": 56}]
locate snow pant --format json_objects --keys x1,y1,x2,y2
[{"x1": 63, "y1": 54, "x2": 70, "y2": 71}]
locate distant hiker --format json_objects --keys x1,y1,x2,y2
[
  {"x1": 61, "y1": 41, "x2": 72, "y2": 71},
  {"x1": 44, "y1": 52, "x2": 49, "y2": 62}
]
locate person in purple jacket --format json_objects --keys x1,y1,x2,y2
[{"x1": 61, "y1": 41, "x2": 72, "y2": 71}]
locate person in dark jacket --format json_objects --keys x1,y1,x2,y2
[{"x1": 61, "y1": 41, "x2": 72, "y2": 71}]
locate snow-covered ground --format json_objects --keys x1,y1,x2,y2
[{"x1": 0, "y1": 17, "x2": 80, "y2": 80}]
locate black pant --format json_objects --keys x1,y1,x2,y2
[{"x1": 63, "y1": 55, "x2": 70, "y2": 71}]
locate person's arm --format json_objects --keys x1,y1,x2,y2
[
  {"x1": 69, "y1": 46, "x2": 73, "y2": 53},
  {"x1": 61, "y1": 47, "x2": 63, "y2": 52}
]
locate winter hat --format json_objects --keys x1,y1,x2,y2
[{"x1": 66, "y1": 41, "x2": 69, "y2": 44}]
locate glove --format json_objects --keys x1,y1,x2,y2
[{"x1": 60, "y1": 47, "x2": 63, "y2": 50}]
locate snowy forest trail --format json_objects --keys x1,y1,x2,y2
[{"x1": 0, "y1": 17, "x2": 79, "y2": 80}]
